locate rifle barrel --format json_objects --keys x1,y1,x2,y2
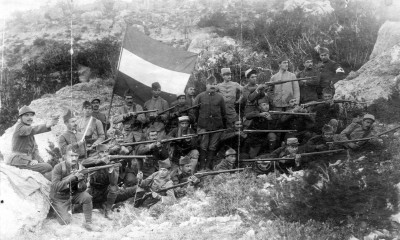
[
  {"x1": 300, "y1": 149, "x2": 345, "y2": 156},
  {"x1": 266, "y1": 77, "x2": 316, "y2": 86},
  {"x1": 80, "y1": 163, "x2": 121, "y2": 174},
  {"x1": 158, "y1": 106, "x2": 176, "y2": 115},
  {"x1": 327, "y1": 126, "x2": 400, "y2": 144},
  {"x1": 197, "y1": 129, "x2": 227, "y2": 135},
  {"x1": 156, "y1": 181, "x2": 190, "y2": 193},
  {"x1": 243, "y1": 130, "x2": 297, "y2": 133},
  {"x1": 270, "y1": 111, "x2": 315, "y2": 116},
  {"x1": 241, "y1": 158, "x2": 295, "y2": 162},
  {"x1": 194, "y1": 167, "x2": 248, "y2": 177},
  {"x1": 109, "y1": 155, "x2": 152, "y2": 160}
]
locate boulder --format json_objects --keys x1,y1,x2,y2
[
  {"x1": 188, "y1": 29, "x2": 237, "y2": 54},
  {"x1": 334, "y1": 21, "x2": 400, "y2": 102},
  {"x1": 0, "y1": 163, "x2": 50, "y2": 239}
]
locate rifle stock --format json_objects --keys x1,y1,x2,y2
[
  {"x1": 61, "y1": 163, "x2": 121, "y2": 181},
  {"x1": 327, "y1": 125, "x2": 400, "y2": 144}
]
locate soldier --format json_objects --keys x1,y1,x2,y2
[
  {"x1": 136, "y1": 127, "x2": 169, "y2": 179},
  {"x1": 171, "y1": 156, "x2": 200, "y2": 198},
  {"x1": 339, "y1": 114, "x2": 382, "y2": 150},
  {"x1": 217, "y1": 68, "x2": 243, "y2": 127},
  {"x1": 169, "y1": 93, "x2": 195, "y2": 130},
  {"x1": 168, "y1": 116, "x2": 199, "y2": 173},
  {"x1": 76, "y1": 101, "x2": 105, "y2": 148},
  {"x1": 134, "y1": 158, "x2": 176, "y2": 208},
  {"x1": 194, "y1": 76, "x2": 227, "y2": 170},
  {"x1": 7, "y1": 106, "x2": 58, "y2": 180},
  {"x1": 316, "y1": 47, "x2": 345, "y2": 98},
  {"x1": 242, "y1": 69, "x2": 260, "y2": 116},
  {"x1": 310, "y1": 88, "x2": 341, "y2": 134},
  {"x1": 218, "y1": 119, "x2": 248, "y2": 160},
  {"x1": 270, "y1": 56, "x2": 300, "y2": 111},
  {"x1": 244, "y1": 98, "x2": 278, "y2": 158},
  {"x1": 297, "y1": 55, "x2": 319, "y2": 103},
  {"x1": 305, "y1": 124, "x2": 343, "y2": 152},
  {"x1": 91, "y1": 98, "x2": 110, "y2": 133},
  {"x1": 50, "y1": 145, "x2": 99, "y2": 231},
  {"x1": 82, "y1": 144, "x2": 136, "y2": 219},
  {"x1": 266, "y1": 138, "x2": 302, "y2": 174},
  {"x1": 144, "y1": 82, "x2": 169, "y2": 138},
  {"x1": 214, "y1": 148, "x2": 237, "y2": 171},
  {"x1": 58, "y1": 109, "x2": 86, "y2": 157},
  {"x1": 112, "y1": 90, "x2": 146, "y2": 142},
  {"x1": 185, "y1": 84, "x2": 197, "y2": 107}
]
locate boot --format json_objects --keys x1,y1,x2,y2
[
  {"x1": 199, "y1": 149, "x2": 207, "y2": 171},
  {"x1": 207, "y1": 150, "x2": 216, "y2": 170},
  {"x1": 82, "y1": 222, "x2": 102, "y2": 232}
]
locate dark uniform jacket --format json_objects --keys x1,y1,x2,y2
[
  {"x1": 312, "y1": 103, "x2": 340, "y2": 133},
  {"x1": 50, "y1": 161, "x2": 87, "y2": 200},
  {"x1": 194, "y1": 91, "x2": 227, "y2": 130},
  {"x1": 296, "y1": 67, "x2": 319, "y2": 103},
  {"x1": 58, "y1": 130, "x2": 86, "y2": 156},
  {"x1": 316, "y1": 59, "x2": 345, "y2": 97}
]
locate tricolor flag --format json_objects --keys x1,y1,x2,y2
[{"x1": 113, "y1": 27, "x2": 198, "y2": 104}]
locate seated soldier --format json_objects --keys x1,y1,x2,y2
[
  {"x1": 305, "y1": 124, "x2": 343, "y2": 152},
  {"x1": 91, "y1": 98, "x2": 110, "y2": 134},
  {"x1": 309, "y1": 88, "x2": 341, "y2": 134},
  {"x1": 134, "y1": 158, "x2": 176, "y2": 208},
  {"x1": 59, "y1": 109, "x2": 86, "y2": 158},
  {"x1": 82, "y1": 144, "x2": 136, "y2": 220},
  {"x1": 214, "y1": 148, "x2": 237, "y2": 171},
  {"x1": 171, "y1": 156, "x2": 200, "y2": 198},
  {"x1": 280, "y1": 98, "x2": 314, "y2": 143},
  {"x1": 339, "y1": 114, "x2": 383, "y2": 150},
  {"x1": 50, "y1": 145, "x2": 99, "y2": 231},
  {"x1": 7, "y1": 106, "x2": 58, "y2": 180},
  {"x1": 135, "y1": 127, "x2": 169, "y2": 180},
  {"x1": 169, "y1": 93, "x2": 195, "y2": 130},
  {"x1": 244, "y1": 98, "x2": 278, "y2": 158},
  {"x1": 254, "y1": 138, "x2": 302, "y2": 175},
  {"x1": 168, "y1": 116, "x2": 199, "y2": 173},
  {"x1": 218, "y1": 119, "x2": 248, "y2": 160},
  {"x1": 76, "y1": 101, "x2": 105, "y2": 148}
]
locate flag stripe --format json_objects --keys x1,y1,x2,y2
[
  {"x1": 123, "y1": 27, "x2": 198, "y2": 73},
  {"x1": 119, "y1": 48, "x2": 189, "y2": 94}
]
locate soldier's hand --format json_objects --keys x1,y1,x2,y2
[
  {"x1": 316, "y1": 144, "x2": 327, "y2": 151},
  {"x1": 328, "y1": 99, "x2": 334, "y2": 106},
  {"x1": 102, "y1": 156, "x2": 111, "y2": 164},
  {"x1": 156, "y1": 141, "x2": 162, "y2": 148},
  {"x1": 137, "y1": 171, "x2": 143, "y2": 180},
  {"x1": 151, "y1": 192, "x2": 161, "y2": 199},
  {"x1": 30, "y1": 160, "x2": 39, "y2": 165},
  {"x1": 347, "y1": 142, "x2": 358, "y2": 149},
  {"x1": 295, "y1": 154, "x2": 302, "y2": 167},
  {"x1": 74, "y1": 172, "x2": 85, "y2": 181},
  {"x1": 46, "y1": 118, "x2": 59, "y2": 128},
  {"x1": 129, "y1": 112, "x2": 137, "y2": 118},
  {"x1": 188, "y1": 175, "x2": 199, "y2": 184},
  {"x1": 120, "y1": 146, "x2": 130, "y2": 155}
]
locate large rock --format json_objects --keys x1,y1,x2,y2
[
  {"x1": 188, "y1": 29, "x2": 237, "y2": 54},
  {"x1": 0, "y1": 163, "x2": 50, "y2": 239},
  {"x1": 334, "y1": 21, "x2": 400, "y2": 102},
  {"x1": 0, "y1": 79, "x2": 123, "y2": 162}
]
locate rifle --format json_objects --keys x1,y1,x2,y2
[
  {"x1": 178, "y1": 103, "x2": 201, "y2": 113},
  {"x1": 327, "y1": 125, "x2": 400, "y2": 144},
  {"x1": 269, "y1": 111, "x2": 316, "y2": 116},
  {"x1": 81, "y1": 116, "x2": 94, "y2": 142},
  {"x1": 108, "y1": 155, "x2": 153, "y2": 161},
  {"x1": 61, "y1": 163, "x2": 121, "y2": 187},
  {"x1": 302, "y1": 100, "x2": 369, "y2": 108},
  {"x1": 129, "y1": 110, "x2": 157, "y2": 115},
  {"x1": 243, "y1": 129, "x2": 297, "y2": 133},
  {"x1": 240, "y1": 149, "x2": 345, "y2": 162},
  {"x1": 158, "y1": 106, "x2": 176, "y2": 115},
  {"x1": 265, "y1": 77, "x2": 316, "y2": 86},
  {"x1": 121, "y1": 129, "x2": 227, "y2": 146}
]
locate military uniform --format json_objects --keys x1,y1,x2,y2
[
  {"x1": 113, "y1": 104, "x2": 146, "y2": 142},
  {"x1": 76, "y1": 117, "x2": 105, "y2": 146},
  {"x1": 296, "y1": 67, "x2": 319, "y2": 103}
]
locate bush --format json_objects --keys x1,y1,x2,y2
[{"x1": 197, "y1": 11, "x2": 230, "y2": 29}]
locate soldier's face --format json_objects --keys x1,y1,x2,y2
[
  {"x1": 226, "y1": 155, "x2": 236, "y2": 164},
  {"x1": 66, "y1": 150, "x2": 79, "y2": 165},
  {"x1": 125, "y1": 96, "x2": 133, "y2": 106},
  {"x1": 362, "y1": 119, "x2": 374, "y2": 130},
  {"x1": 99, "y1": 150, "x2": 109, "y2": 158},
  {"x1": 304, "y1": 60, "x2": 313, "y2": 69},
  {"x1": 206, "y1": 81, "x2": 217, "y2": 92},
  {"x1": 320, "y1": 53, "x2": 329, "y2": 62},
  {"x1": 21, "y1": 113, "x2": 34, "y2": 125},
  {"x1": 68, "y1": 118, "x2": 78, "y2": 131},
  {"x1": 123, "y1": 123, "x2": 132, "y2": 131},
  {"x1": 259, "y1": 102, "x2": 269, "y2": 112},
  {"x1": 288, "y1": 99, "x2": 298, "y2": 107},
  {"x1": 323, "y1": 93, "x2": 333, "y2": 101},
  {"x1": 187, "y1": 87, "x2": 195, "y2": 96},
  {"x1": 280, "y1": 61, "x2": 289, "y2": 71},
  {"x1": 222, "y1": 73, "x2": 231, "y2": 82},
  {"x1": 179, "y1": 121, "x2": 189, "y2": 130},
  {"x1": 287, "y1": 145, "x2": 298, "y2": 154},
  {"x1": 159, "y1": 168, "x2": 169, "y2": 178},
  {"x1": 178, "y1": 96, "x2": 186, "y2": 105},
  {"x1": 234, "y1": 121, "x2": 243, "y2": 130},
  {"x1": 152, "y1": 88, "x2": 161, "y2": 98},
  {"x1": 181, "y1": 164, "x2": 192, "y2": 174},
  {"x1": 149, "y1": 131, "x2": 158, "y2": 140},
  {"x1": 83, "y1": 106, "x2": 92, "y2": 117},
  {"x1": 323, "y1": 132, "x2": 334, "y2": 141},
  {"x1": 92, "y1": 101, "x2": 100, "y2": 111},
  {"x1": 248, "y1": 74, "x2": 257, "y2": 84}
]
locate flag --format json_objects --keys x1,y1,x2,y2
[{"x1": 114, "y1": 27, "x2": 198, "y2": 105}]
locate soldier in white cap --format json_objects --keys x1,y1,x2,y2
[
  {"x1": 7, "y1": 105, "x2": 58, "y2": 180},
  {"x1": 169, "y1": 93, "x2": 195, "y2": 130}
]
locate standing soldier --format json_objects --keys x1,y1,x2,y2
[
  {"x1": 185, "y1": 84, "x2": 197, "y2": 107},
  {"x1": 144, "y1": 82, "x2": 170, "y2": 138},
  {"x1": 7, "y1": 106, "x2": 58, "y2": 180},
  {"x1": 270, "y1": 56, "x2": 300, "y2": 111},
  {"x1": 217, "y1": 68, "x2": 243, "y2": 127},
  {"x1": 194, "y1": 76, "x2": 227, "y2": 170},
  {"x1": 91, "y1": 98, "x2": 110, "y2": 134},
  {"x1": 242, "y1": 69, "x2": 260, "y2": 115},
  {"x1": 310, "y1": 88, "x2": 341, "y2": 134},
  {"x1": 112, "y1": 90, "x2": 146, "y2": 142},
  {"x1": 76, "y1": 101, "x2": 105, "y2": 149},
  {"x1": 59, "y1": 109, "x2": 86, "y2": 157},
  {"x1": 297, "y1": 55, "x2": 319, "y2": 103},
  {"x1": 50, "y1": 145, "x2": 99, "y2": 231},
  {"x1": 316, "y1": 47, "x2": 345, "y2": 99}
]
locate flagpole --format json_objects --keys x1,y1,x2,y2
[{"x1": 106, "y1": 26, "x2": 128, "y2": 136}]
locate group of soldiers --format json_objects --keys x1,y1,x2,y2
[{"x1": 5, "y1": 47, "x2": 391, "y2": 231}]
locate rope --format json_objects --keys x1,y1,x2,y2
[
  {"x1": 69, "y1": 0, "x2": 74, "y2": 109},
  {"x1": 0, "y1": 17, "x2": 5, "y2": 109}
]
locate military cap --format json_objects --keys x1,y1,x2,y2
[
  {"x1": 258, "y1": 97, "x2": 269, "y2": 105},
  {"x1": 278, "y1": 55, "x2": 289, "y2": 64},
  {"x1": 82, "y1": 101, "x2": 92, "y2": 109},
  {"x1": 151, "y1": 82, "x2": 161, "y2": 90},
  {"x1": 18, "y1": 106, "x2": 35, "y2": 117},
  {"x1": 124, "y1": 89, "x2": 134, "y2": 98},
  {"x1": 225, "y1": 148, "x2": 237, "y2": 157},
  {"x1": 158, "y1": 158, "x2": 171, "y2": 169},
  {"x1": 91, "y1": 98, "x2": 101, "y2": 104},
  {"x1": 178, "y1": 116, "x2": 190, "y2": 122},
  {"x1": 319, "y1": 47, "x2": 330, "y2": 54},
  {"x1": 322, "y1": 124, "x2": 334, "y2": 134},
  {"x1": 66, "y1": 145, "x2": 80, "y2": 155},
  {"x1": 303, "y1": 54, "x2": 313, "y2": 62},
  {"x1": 286, "y1": 138, "x2": 299, "y2": 146},
  {"x1": 221, "y1": 68, "x2": 231, "y2": 75},
  {"x1": 63, "y1": 109, "x2": 73, "y2": 123},
  {"x1": 148, "y1": 125, "x2": 158, "y2": 133},
  {"x1": 179, "y1": 156, "x2": 191, "y2": 165},
  {"x1": 245, "y1": 69, "x2": 257, "y2": 78},
  {"x1": 96, "y1": 144, "x2": 109, "y2": 152},
  {"x1": 177, "y1": 93, "x2": 186, "y2": 99},
  {"x1": 363, "y1": 114, "x2": 375, "y2": 122}
]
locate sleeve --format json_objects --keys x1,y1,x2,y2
[
  {"x1": 193, "y1": 94, "x2": 201, "y2": 121},
  {"x1": 220, "y1": 96, "x2": 227, "y2": 127},
  {"x1": 93, "y1": 120, "x2": 105, "y2": 145},
  {"x1": 160, "y1": 100, "x2": 170, "y2": 122},
  {"x1": 140, "y1": 172, "x2": 156, "y2": 188},
  {"x1": 51, "y1": 164, "x2": 75, "y2": 192},
  {"x1": 220, "y1": 130, "x2": 236, "y2": 142},
  {"x1": 340, "y1": 123, "x2": 357, "y2": 140},
  {"x1": 292, "y1": 77, "x2": 300, "y2": 103},
  {"x1": 81, "y1": 156, "x2": 101, "y2": 168},
  {"x1": 245, "y1": 110, "x2": 261, "y2": 120},
  {"x1": 17, "y1": 124, "x2": 50, "y2": 136},
  {"x1": 135, "y1": 104, "x2": 146, "y2": 124},
  {"x1": 161, "y1": 180, "x2": 177, "y2": 205},
  {"x1": 112, "y1": 107, "x2": 126, "y2": 124},
  {"x1": 248, "y1": 89, "x2": 265, "y2": 102},
  {"x1": 304, "y1": 137, "x2": 319, "y2": 152}
]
